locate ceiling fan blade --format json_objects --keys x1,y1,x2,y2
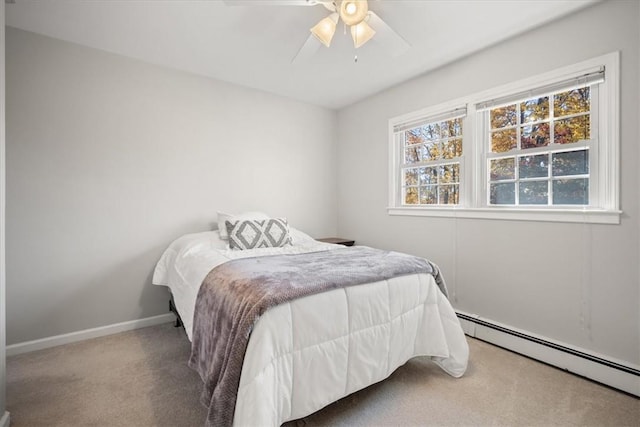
[
  {"x1": 367, "y1": 11, "x2": 411, "y2": 56},
  {"x1": 291, "y1": 33, "x2": 323, "y2": 64},
  {"x1": 223, "y1": 0, "x2": 332, "y2": 6}
]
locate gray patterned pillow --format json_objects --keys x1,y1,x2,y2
[{"x1": 226, "y1": 218, "x2": 293, "y2": 250}]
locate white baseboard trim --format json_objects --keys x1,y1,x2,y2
[
  {"x1": 0, "y1": 411, "x2": 9, "y2": 427},
  {"x1": 456, "y1": 310, "x2": 640, "y2": 397},
  {"x1": 6, "y1": 313, "x2": 176, "y2": 357}
]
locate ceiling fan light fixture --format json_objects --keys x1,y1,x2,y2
[
  {"x1": 350, "y1": 19, "x2": 375, "y2": 48},
  {"x1": 310, "y1": 13, "x2": 339, "y2": 47},
  {"x1": 340, "y1": 0, "x2": 368, "y2": 26}
]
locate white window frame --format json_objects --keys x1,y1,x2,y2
[
  {"x1": 388, "y1": 52, "x2": 620, "y2": 224},
  {"x1": 391, "y1": 102, "x2": 467, "y2": 208}
]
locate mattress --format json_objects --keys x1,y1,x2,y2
[
  {"x1": 152, "y1": 228, "x2": 338, "y2": 341},
  {"x1": 152, "y1": 228, "x2": 469, "y2": 426}
]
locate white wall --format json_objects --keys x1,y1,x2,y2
[
  {"x1": 5, "y1": 27, "x2": 338, "y2": 344},
  {"x1": 0, "y1": 3, "x2": 8, "y2": 425},
  {"x1": 637, "y1": 0, "x2": 640, "y2": 367},
  {"x1": 337, "y1": 0, "x2": 639, "y2": 365}
]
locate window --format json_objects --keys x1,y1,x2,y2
[
  {"x1": 394, "y1": 107, "x2": 465, "y2": 206},
  {"x1": 481, "y1": 76, "x2": 599, "y2": 207},
  {"x1": 388, "y1": 52, "x2": 620, "y2": 224}
]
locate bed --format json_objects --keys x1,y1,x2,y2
[{"x1": 152, "y1": 214, "x2": 469, "y2": 426}]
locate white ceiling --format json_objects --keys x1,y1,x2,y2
[{"x1": 6, "y1": 0, "x2": 598, "y2": 109}]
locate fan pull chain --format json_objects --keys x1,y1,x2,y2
[
  {"x1": 353, "y1": 23, "x2": 358, "y2": 63},
  {"x1": 354, "y1": 34, "x2": 358, "y2": 62}
]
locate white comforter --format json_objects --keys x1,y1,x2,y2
[{"x1": 153, "y1": 229, "x2": 469, "y2": 426}]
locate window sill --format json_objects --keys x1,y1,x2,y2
[{"x1": 387, "y1": 206, "x2": 621, "y2": 224}]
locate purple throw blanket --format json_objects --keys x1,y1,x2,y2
[{"x1": 188, "y1": 246, "x2": 445, "y2": 427}]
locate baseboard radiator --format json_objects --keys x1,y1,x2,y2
[{"x1": 456, "y1": 311, "x2": 640, "y2": 397}]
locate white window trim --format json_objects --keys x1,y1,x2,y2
[
  {"x1": 388, "y1": 98, "x2": 469, "y2": 210},
  {"x1": 388, "y1": 52, "x2": 621, "y2": 225}
]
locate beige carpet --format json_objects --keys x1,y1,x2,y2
[{"x1": 6, "y1": 323, "x2": 639, "y2": 426}]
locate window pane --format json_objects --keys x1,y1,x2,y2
[
  {"x1": 404, "y1": 168, "x2": 418, "y2": 186},
  {"x1": 439, "y1": 184, "x2": 459, "y2": 205},
  {"x1": 519, "y1": 181, "x2": 548, "y2": 205},
  {"x1": 521, "y1": 123, "x2": 550, "y2": 149},
  {"x1": 519, "y1": 154, "x2": 548, "y2": 178},
  {"x1": 442, "y1": 138, "x2": 462, "y2": 159},
  {"x1": 404, "y1": 187, "x2": 418, "y2": 204},
  {"x1": 554, "y1": 115, "x2": 590, "y2": 144},
  {"x1": 419, "y1": 186, "x2": 437, "y2": 204},
  {"x1": 553, "y1": 178, "x2": 588, "y2": 205},
  {"x1": 404, "y1": 147, "x2": 420, "y2": 164},
  {"x1": 405, "y1": 128, "x2": 424, "y2": 145},
  {"x1": 490, "y1": 105, "x2": 517, "y2": 129},
  {"x1": 441, "y1": 118, "x2": 463, "y2": 138},
  {"x1": 420, "y1": 141, "x2": 440, "y2": 161},
  {"x1": 491, "y1": 128, "x2": 517, "y2": 153},
  {"x1": 552, "y1": 150, "x2": 589, "y2": 176},
  {"x1": 520, "y1": 96, "x2": 549, "y2": 123},
  {"x1": 490, "y1": 157, "x2": 515, "y2": 181},
  {"x1": 420, "y1": 167, "x2": 438, "y2": 185},
  {"x1": 490, "y1": 183, "x2": 515, "y2": 205},
  {"x1": 421, "y1": 123, "x2": 440, "y2": 141},
  {"x1": 440, "y1": 164, "x2": 460, "y2": 184},
  {"x1": 554, "y1": 87, "x2": 590, "y2": 118}
]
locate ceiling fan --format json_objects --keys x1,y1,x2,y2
[{"x1": 224, "y1": 0, "x2": 410, "y2": 63}]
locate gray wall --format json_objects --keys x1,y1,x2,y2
[
  {"x1": 337, "y1": 0, "x2": 639, "y2": 365},
  {"x1": 5, "y1": 28, "x2": 338, "y2": 344}
]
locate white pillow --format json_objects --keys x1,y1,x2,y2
[
  {"x1": 288, "y1": 227, "x2": 316, "y2": 245},
  {"x1": 217, "y1": 211, "x2": 270, "y2": 240}
]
